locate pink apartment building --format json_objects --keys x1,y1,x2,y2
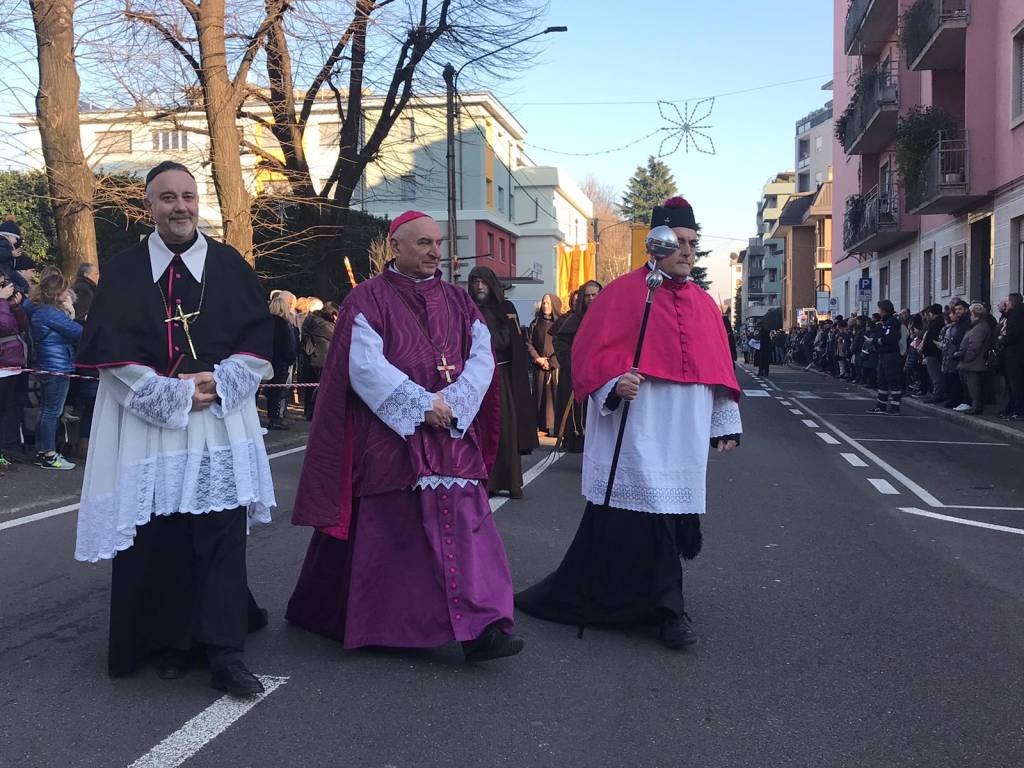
[{"x1": 833, "y1": 0, "x2": 1024, "y2": 316}]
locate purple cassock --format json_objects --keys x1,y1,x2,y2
[{"x1": 286, "y1": 266, "x2": 516, "y2": 648}]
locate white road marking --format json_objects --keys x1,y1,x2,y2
[
  {"x1": 779, "y1": 400, "x2": 792, "y2": 405},
  {"x1": 868, "y1": 478, "x2": 900, "y2": 495},
  {"x1": 1, "y1": 445, "x2": 309, "y2": 534},
  {"x1": 796, "y1": 400, "x2": 943, "y2": 507},
  {"x1": 942, "y1": 503, "x2": 1024, "y2": 512},
  {"x1": 898, "y1": 508, "x2": 1024, "y2": 536},
  {"x1": 789, "y1": 391, "x2": 821, "y2": 399},
  {"x1": 490, "y1": 450, "x2": 564, "y2": 512},
  {"x1": 789, "y1": 408, "x2": 803, "y2": 415},
  {"x1": 841, "y1": 453, "x2": 868, "y2": 467},
  {"x1": 814, "y1": 413, "x2": 929, "y2": 419},
  {"x1": 128, "y1": 676, "x2": 288, "y2": 768},
  {"x1": 816, "y1": 432, "x2": 840, "y2": 445},
  {"x1": 856, "y1": 439, "x2": 1009, "y2": 446},
  {"x1": 743, "y1": 390, "x2": 771, "y2": 397},
  {"x1": 801, "y1": 419, "x2": 818, "y2": 428}
]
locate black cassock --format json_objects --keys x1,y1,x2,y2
[{"x1": 78, "y1": 233, "x2": 272, "y2": 675}]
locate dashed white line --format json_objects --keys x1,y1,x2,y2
[
  {"x1": 788, "y1": 408, "x2": 803, "y2": 415},
  {"x1": 801, "y1": 419, "x2": 818, "y2": 428},
  {"x1": 841, "y1": 452, "x2": 868, "y2": 467},
  {"x1": 868, "y1": 478, "x2": 900, "y2": 495},
  {"x1": 898, "y1": 508, "x2": 1024, "y2": 536},
  {"x1": 743, "y1": 390, "x2": 771, "y2": 397},
  {"x1": 128, "y1": 676, "x2": 289, "y2": 768},
  {"x1": 816, "y1": 432, "x2": 840, "y2": 445},
  {"x1": 779, "y1": 400, "x2": 793, "y2": 405}
]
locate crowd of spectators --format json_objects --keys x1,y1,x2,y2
[{"x1": 769, "y1": 294, "x2": 1024, "y2": 419}]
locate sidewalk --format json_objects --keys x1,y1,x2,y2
[{"x1": 785, "y1": 363, "x2": 1024, "y2": 446}]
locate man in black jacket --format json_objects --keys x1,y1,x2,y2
[
  {"x1": 870, "y1": 299, "x2": 903, "y2": 415},
  {"x1": 999, "y1": 293, "x2": 1024, "y2": 420},
  {"x1": 920, "y1": 304, "x2": 945, "y2": 402}
]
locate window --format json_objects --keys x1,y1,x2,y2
[
  {"x1": 815, "y1": 171, "x2": 824, "y2": 186},
  {"x1": 399, "y1": 116, "x2": 416, "y2": 142},
  {"x1": 1015, "y1": 217, "x2": 1024, "y2": 293},
  {"x1": 499, "y1": 238, "x2": 506, "y2": 263},
  {"x1": 1013, "y1": 22, "x2": 1024, "y2": 123},
  {"x1": 486, "y1": 178, "x2": 494, "y2": 208},
  {"x1": 815, "y1": 135, "x2": 824, "y2": 151},
  {"x1": 510, "y1": 241, "x2": 516, "y2": 268},
  {"x1": 152, "y1": 130, "x2": 188, "y2": 152},
  {"x1": 399, "y1": 174, "x2": 416, "y2": 201},
  {"x1": 95, "y1": 130, "x2": 132, "y2": 154},
  {"x1": 749, "y1": 277, "x2": 764, "y2": 292},
  {"x1": 319, "y1": 122, "x2": 341, "y2": 148},
  {"x1": 843, "y1": 280, "x2": 850, "y2": 314},
  {"x1": 509, "y1": 187, "x2": 515, "y2": 220},
  {"x1": 953, "y1": 244, "x2": 966, "y2": 292},
  {"x1": 766, "y1": 268, "x2": 778, "y2": 282},
  {"x1": 498, "y1": 185, "x2": 505, "y2": 213},
  {"x1": 941, "y1": 249, "x2": 951, "y2": 294},
  {"x1": 923, "y1": 248, "x2": 933, "y2": 306},
  {"x1": 879, "y1": 265, "x2": 890, "y2": 300},
  {"x1": 900, "y1": 257, "x2": 910, "y2": 310},
  {"x1": 487, "y1": 233, "x2": 495, "y2": 259}
]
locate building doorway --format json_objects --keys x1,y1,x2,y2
[{"x1": 969, "y1": 216, "x2": 992, "y2": 304}]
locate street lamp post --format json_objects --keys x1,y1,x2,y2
[{"x1": 444, "y1": 25, "x2": 567, "y2": 283}]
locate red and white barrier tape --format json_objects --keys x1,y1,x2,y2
[{"x1": 0, "y1": 366, "x2": 320, "y2": 388}]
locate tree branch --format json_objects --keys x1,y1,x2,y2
[
  {"x1": 232, "y1": 1, "x2": 291, "y2": 92},
  {"x1": 124, "y1": 7, "x2": 203, "y2": 84}
]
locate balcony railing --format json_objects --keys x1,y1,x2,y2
[
  {"x1": 903, "y1": 0, "x2": 969, "y2": 71},
  {"x1": 905, "y1": 130, "x2": 983, "y2": 214},
  {"x1": 844, "y1": 184, "x2": 916, "y2": 253},
  {"x1": 839, "y1": 60, "x2": 899, "y2": 155},
  {"x1": 815, "y1": 247, "x2": 833, "y2": 269},
  {"x1": 797, "y1": 155, "x2": 811, "y2": 170},
  {"x1": 845, "y1": 0, "x2": 898, "y2": 55}
]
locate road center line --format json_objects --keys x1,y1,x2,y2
[
  {"x1": 868, "y1": 478, "x2": 900, "y2": 495},
  {"x1": 855, "y1": 439, "x2": 1009, "y2": 446},
  {"x1": 128, "y1": 676, "x2": 288, "y2": 768}
]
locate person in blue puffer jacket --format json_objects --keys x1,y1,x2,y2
[{"x1": 29, "y1": 267, "x2": 82, "y2": 470}]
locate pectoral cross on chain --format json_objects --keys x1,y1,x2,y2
[
  {"x1": 436, "y1": 354, "x2": 457, "y2": 384},
  {"x1": 165, "y1": 305, "x2": 200, "y2": 358}
]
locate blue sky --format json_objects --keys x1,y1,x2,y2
[{"x1": 482, "y1": 0, "x2": 836, "y2": 297}]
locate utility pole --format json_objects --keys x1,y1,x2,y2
[
  {"x1": 592, "y1": 217, "x2": 600, "y2": 283},
  {"x1": 443, "y1": 63, "x2": 459, "y2": 283}
]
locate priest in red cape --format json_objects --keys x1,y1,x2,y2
[
  {"x1": 286, "y1": 210, "x2": 524, "y2": 662},
  {"x1": 515, "y1": 197, "x2": 742, "y2": 650}
]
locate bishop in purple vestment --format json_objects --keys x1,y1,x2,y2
[{"x1": 286, "y1": 211, "x2": 524, "y2": 662}]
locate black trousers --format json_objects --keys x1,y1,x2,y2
[
  {"x1": 1004, "y1": 349, "x2": 1024, "y2": 417},
  {"x1": 108, "y1": 507, "x2": 260, "y2": 676},
  {"x1": 876, "y1": 352, "x2": 903, "y2": 411}
]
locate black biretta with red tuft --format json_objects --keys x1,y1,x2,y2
[{"x1": 650, "y1": 196, "x2": 697, "y2": 230}]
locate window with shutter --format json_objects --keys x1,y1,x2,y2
[
  {"x1": 1014, "y1": 23, "x2": 1024, "y2": 122},
  {"x1": 953, "y1": 245, "x2": 966, "y2": 292},
  {"x1": 940, "y1": 249, "x2": 950, "y2": 294}
]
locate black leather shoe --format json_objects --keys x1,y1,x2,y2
[
  {"x1": 462, "y1": 624, "x2": 525, "y2": 662},
  {"x1": 155, "y1": 650, "x2": 190, "y2": 680},
  {"x1": 210, "y1": 662, "x2": 265, "y2": 697},
  {"x1": 660, "y1": 613, "x2": 697, "y2": 650}
]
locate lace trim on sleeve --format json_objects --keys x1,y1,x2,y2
[
  {"x1": 710, "y1": 396, "x2": 743, "y2": 438},
  {"x1": 440, "y1": 375, "x2": 477, "y2": 438},
  {"x1": 377, "y1": 378, "x2": 434, "y2": 437},
  {"x1": 211, "y1": 358, "x2": 263, "y2": 418},
  {"x1": 125, "y1": 376, "x2": 194, "y2": 429}
]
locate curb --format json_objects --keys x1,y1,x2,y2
[{"x1": 781, "y1": 363, "x2": 1024, "y2": 447}]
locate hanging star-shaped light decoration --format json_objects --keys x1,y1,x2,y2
[{"x1": 657, "y1": 97, "x2": 716, "y2": 156}]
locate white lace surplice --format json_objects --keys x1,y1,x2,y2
[
  {"x1": 581, "y1": 378, "x2": 742, "y2": 515},
  {"x1": 348, "y1": 312, "x2": 494, "y2": 489},
  {"x1": 74, "y1": 356, "x2": 277, "y2": 562}
]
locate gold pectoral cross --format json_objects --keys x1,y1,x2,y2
[
  {"x1": 165, "y1": 305, "x2": 200, "y2": 358},
  {"x1": 436, "y1": 354, "x2": 456, "y2": 384}
]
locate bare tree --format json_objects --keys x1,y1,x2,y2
[
  {"x1": 28, "y1": 0, "x2": 98, "y2": 275},
  {"x1": 580, "y1": 175, "x2": 630, "y2": 286}
]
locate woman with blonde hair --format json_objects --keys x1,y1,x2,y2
[
  {"x1": 28, "y1": 267, "x2": 81, "y2": 469},
  {"x1": 265, "y1": 291, "x2": 297, "y2": 429}
]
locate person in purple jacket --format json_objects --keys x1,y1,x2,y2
[
  {"x1": 0, "y1": 276, "x2": 29, "y2": 472},
  {"x1": 28, "y1": 267, "x2": 82, "y2": 470}
]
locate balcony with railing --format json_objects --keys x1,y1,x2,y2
[
  {"x1": 843, "y1": 184, "x2": 917, "y2": 254},
  {"x1": 815, "y1": 247, "x2": 833, "y2": 269},
  {"x1": 905, "y1": 130, "x2": 985, "y2": 214},
  {"x1": 797, "y1": 155, "x2": 811, "y2": 170},
  {"x1": 838, "y1": 61, "x2": 899, "y2": 155},
  {"x1": 903, "y1": 0, "x2": 969, "y2": 71},
  {"x1": 845, "y1": 0, "x2": 898, "y2": 55}
]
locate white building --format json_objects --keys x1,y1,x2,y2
[{"x1": 14, "y1": 90, "x2": 592, "y2": 317}]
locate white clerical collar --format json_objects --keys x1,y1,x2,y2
[
  {"x1": 646, "y1": 259, "x2": 690, "y2": 283},
  {"x1": 388, "y1": 263, "x2": 435, "y2": 284},
  {"x1": 148, "y1": 230, "x2": 208, "y2": 283}
]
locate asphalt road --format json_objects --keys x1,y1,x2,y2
[{"x1": 2, "y1": 366, "x2": 1023, "y2": 768}]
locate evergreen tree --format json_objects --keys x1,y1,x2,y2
[
  {"x1": 619, "y1": 156, "x2": 677, "y2": 224},
  {"x1": 690, "y1": 248, "x2": 710, "y2": 290}
]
